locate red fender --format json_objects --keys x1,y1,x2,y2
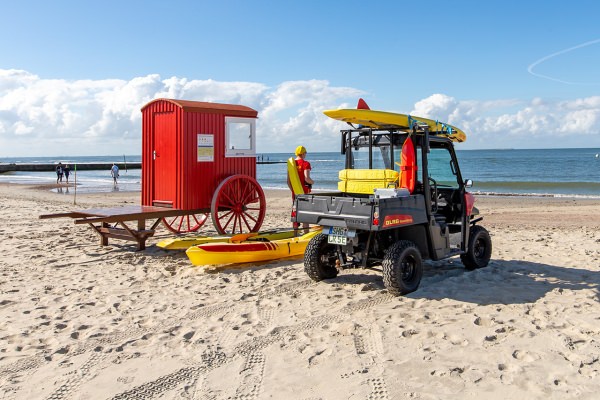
[
  {"x1": 399, "y1": 137, "x2": 417, "y2": 193},
  {"x1": 464, "y1": 192, "x2": 475, "y2": 216}
]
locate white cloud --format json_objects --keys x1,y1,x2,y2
[
  {"x1": 0, "y1": 70, "x2": 363, "y2": 156},
  {"x1": 1, "y1": 70, "x2": 599, "y2": 156},
  {"x1": 409, "y1": 93, "x2": 600, "y2": 148}
]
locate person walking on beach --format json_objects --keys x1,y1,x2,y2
[
  {"x1": 111, "y1": 163, "x2": 119, "y2": 185},
  {"x1": 63, "y1": 164, "x2": 71, "y2": 184},
  {"x1": 288, "y1": 145, "x2": 314, "y2": 232},
  {"x1": 56, "y1": 162, "x2": 63, "y2": 184}
]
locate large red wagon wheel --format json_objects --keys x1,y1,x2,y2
[
  {"x1": 211, "y1": 175, "x2": 266, "y2": 235},
  {"x1": 162, "y1": 213, "x2": 209, "y2": 234}
]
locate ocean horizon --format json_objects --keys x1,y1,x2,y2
[{"x1": 1, "y1": 148, "x2": 599, "y2": 198}]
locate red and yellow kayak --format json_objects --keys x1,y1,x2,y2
[{"x1": 186, "y1": 229, "x2": 321, "y2": 266}]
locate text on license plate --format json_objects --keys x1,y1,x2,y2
[{"x1": 327, "y1": 227, "x2": 355, "y2": 245}]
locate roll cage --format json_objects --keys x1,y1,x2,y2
[{"x1": 340, "y1": 127, "x2": 465, "y2": 191}]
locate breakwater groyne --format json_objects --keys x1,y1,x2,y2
[
  {"x1": 0, "y1": 160, "x2": 284, "y2": 173},
  {"x1": 0, "y1": 163, "x2": 142, "y2": 173}
]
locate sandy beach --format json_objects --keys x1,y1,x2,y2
[{"x1": 1, "y1": 183, "x2": 599, "y2": 399}]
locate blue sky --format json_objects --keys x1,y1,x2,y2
[{"x1": 1, "y1": 0, "x2": 600, "y2": 156}]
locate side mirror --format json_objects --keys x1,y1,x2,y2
[{"x1": 464, "y1": 179, "x2": 473, "y2": 188}]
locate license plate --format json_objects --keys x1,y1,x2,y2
[
  {"x1": 327, "y1": 227, "x2": 355, "y2": 245},
  {"x1": 328, "y1": 235, "x2": 347, "y2": 245}
]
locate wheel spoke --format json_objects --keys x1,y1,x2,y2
[
  {"x1": 240, "y1": 181, "x2": 253, "y2": 204},
  {"x1": 219, "y1": 199, "x2": 235, "y2": 211},
  {"x1": 220, "y1": 211, "x2": 235, "y2": 230},
  {"x1": 231, "y1": 213, "x2": 240, "y2": 233},
  {"x1": 240, "y1": 213, "x2": 252, "y2": 231},
  {"x1": 192, "y1": 214, "x2": 204, "y2": 225},
  {"x1": 228, "y1": 181, "x2": 239, "y2": 205},
  {"x1": 220, "y1": 191, "x2": 236, "y2": 208},
  {"x1": 236, "y1": 214, "x2": 244, "y2": 233},
  {"x1": 242, "y1": 211, "x2": 258, "y2": 224}
]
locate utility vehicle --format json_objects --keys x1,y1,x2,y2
[{"x1": 292, "y1": 106, "x2": 492, "y2": 295}]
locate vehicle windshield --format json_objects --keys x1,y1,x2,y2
[
  {"x1": 421, "y1": 147, "x2": 460, "y2": 189},
  {"x1": 350, "y1": 145, "x2": 394, "y2": 170},
  {"x1": 346, "y1": 132, "x2": 399, "y2": 171}
]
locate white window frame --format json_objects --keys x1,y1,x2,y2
[{"x1": 225, "y1": 117, "x2": 256, "y2": 157}]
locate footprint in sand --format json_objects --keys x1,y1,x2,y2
[
  {"x1": 512, "y1": 349, "x2": 540, "y2": 362},
  {"x1": 473, "y1": 316, "x2": 495, "y2": 327}
]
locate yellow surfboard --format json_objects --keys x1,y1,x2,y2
[
  {"x1": 323, "y1": 109, "x2": 467, "y2": 142},
  {"x1": 287, "y1": 157, "x2": 305, "y2": 195}
]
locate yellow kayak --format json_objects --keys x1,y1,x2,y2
[
  {"x1": 186, "y1": 229, "x2": 321, "y2": 266},
  {"x1": 157, "y1": 228, "x2": 307, "y2": 250}
]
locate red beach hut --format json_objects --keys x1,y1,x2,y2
[{"x1": 140, "y1": 98, "x2": 265, "y2": 234}]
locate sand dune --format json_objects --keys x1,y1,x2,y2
[{"x1": 0, "y1": 183, "x2": 599, "y2": 399}]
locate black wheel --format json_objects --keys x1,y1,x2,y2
[
  {"x1": 382, "y1": 240, "x2": 423, "y2": 296},
  {"x1": 461, "y1": 225, "x2": 492, "y2": 270},
  {"x1": 304, "y1": 233, "x2": 339, "y2": 281}
]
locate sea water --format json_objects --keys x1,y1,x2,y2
[
  {"x1": 258, "y1": 148, "x2": 600, "y2": 198},
  {"x1": 0, "y1": 155, "x2": 142, "y2": 193},
  {"x1": 1, "y1": 148, "x2": 599, "y2": 198}
]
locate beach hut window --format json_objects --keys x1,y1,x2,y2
[{"x1": 225, "y1": 117, "x2": 256, "y2": 157}]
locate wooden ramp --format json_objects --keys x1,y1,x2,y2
[{"x1": 40, "y1": 206, "x2": 200, "y2": 250}]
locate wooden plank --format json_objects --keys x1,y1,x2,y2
[
  {"x1": 69, "y1": 206, "x2": 206, "y2": 224},
  {"x1": 98, "y1": 227, "x2": 155, "y2": 237},
  {"x1": 39, "y1": 212, "x2": 89, "y2": 219}
]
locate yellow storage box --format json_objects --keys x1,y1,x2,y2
[{"x1": 338, "y1": 169, "x2": 399, "y2": 194}]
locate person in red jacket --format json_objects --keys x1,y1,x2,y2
[
  {"x1": 289, "y1": 145, "x2": 314, "y2": 232},
  {"x1": 293, "y1": 145, "x2": 314, "y2": 194}
]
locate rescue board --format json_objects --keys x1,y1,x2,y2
[
  {"x1": 186, "y1": 229, "x2": 321, "y2": 266},
  {"x1": 323, "y1": 109, "x2": 466, "y2": 142},
  {"x1": 398, "y1": 137, "x2": 417, "y2": 193},
  {"x1": 157, "y1": 227, "x2": 309, "y2": 250},
  {"x1": 287, "y1": 157, "x2": 305, "y2": 195}
]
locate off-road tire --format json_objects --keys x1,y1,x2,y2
[
  {"x1": 461, "y1": 225, "x2": 492, "y2": 270},
  {"x1": 382, "y1": 240, "x2": 423, "y2": 296},
  {"x1": 304, "y1": 233, "x2": 339, "y2": 281}
]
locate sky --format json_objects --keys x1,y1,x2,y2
[{"x1": 1, "y1": 0, "x2": 600, "y2": 157}]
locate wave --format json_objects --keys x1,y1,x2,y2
[
  {"x1": 474, "y1": 181, "x2": 600, "y2": 189},
  {"x1": 471, "y1": 191, "x2": 600, "y2": 199}
]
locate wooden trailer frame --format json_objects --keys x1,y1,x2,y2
[{"x1": 40, "y1": 206, "x2": 197, "y2": 250}]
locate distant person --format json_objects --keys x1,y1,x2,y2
[
  {"x1": 288, "y1": 146, "x2": 314, "y2": 232},
  {"x1": 56, "y1": 162, "x2": 63, "y2": 184},
  {"x1": 111, "y1": 163, "x2": 119, "y2": 185},
  {"x1": 63, "y1": 164, "x2": 71, "y2": 184}
]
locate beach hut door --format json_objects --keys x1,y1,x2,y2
[{"x1": 153, "y1": 112, "x2": 177, "y2": 205}]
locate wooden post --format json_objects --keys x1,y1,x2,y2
[
  {"x1": 137, "y1": 219, "x2": 146, "y2": 251},
  {"x1": 73, "y1": 164, "x2": 77, "y2": 205},
  {"x1": 100, "y1": 222, "x2": 109, "y2": 246}
]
